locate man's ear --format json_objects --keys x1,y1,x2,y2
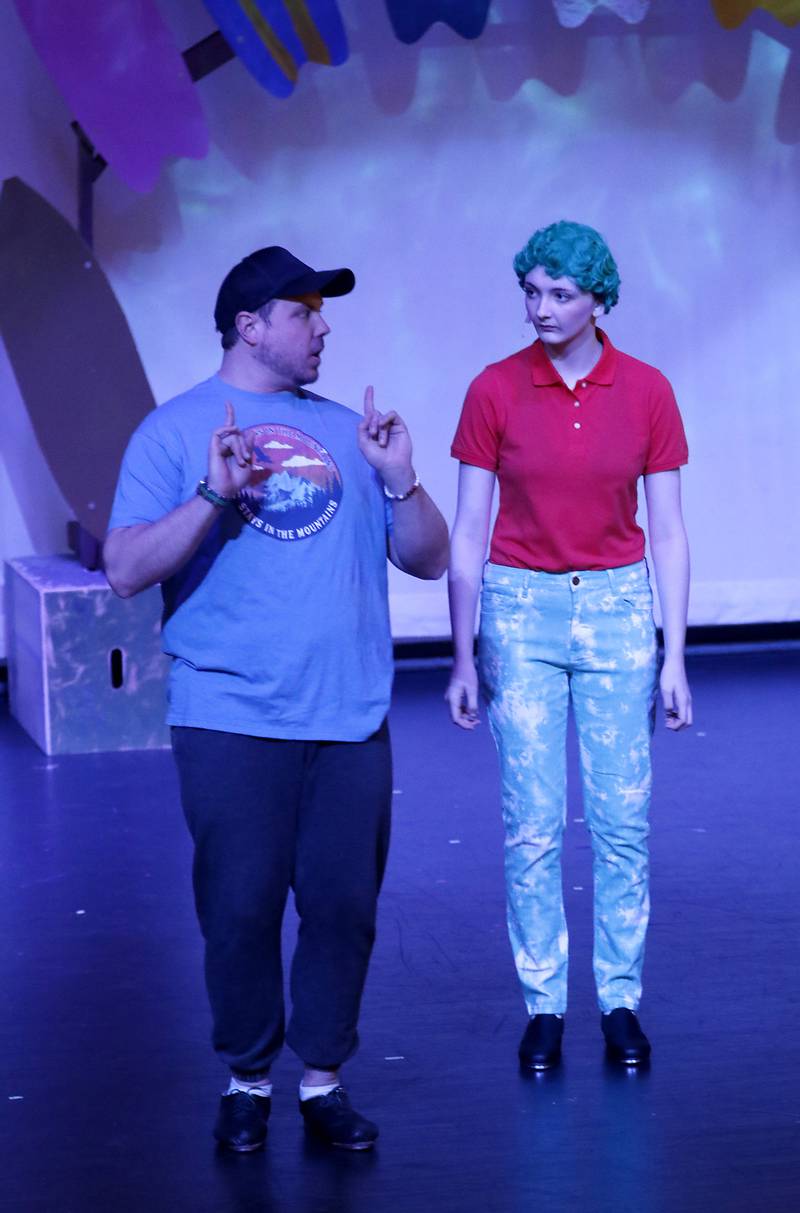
[{"x1": 235, "y1": 310, "x2": 259, "y2": 346}]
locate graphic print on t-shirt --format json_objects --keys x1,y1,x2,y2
[{"x1": 236, "y1": 423, "x2": 343, "y2": 541}]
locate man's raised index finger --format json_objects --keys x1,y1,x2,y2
[{"x1": 363, "y1": 385, "x2": 375, "y2": 418}]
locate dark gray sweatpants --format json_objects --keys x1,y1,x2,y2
[{"x1": 171, "y1": 721, "x2": 392, "y2": 1076}]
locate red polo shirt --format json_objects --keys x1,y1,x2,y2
[{"x1": 451, "y1": 331, "x2": 688, "y2": 572}]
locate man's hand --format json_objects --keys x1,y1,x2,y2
[
  {"x1": 105, "y1": 403, "x2": 264, "y2": 599},
  {"x1": 660, "y1": 655, "x2": 692, "y2": 731},
  {"x1": 357, "y1": 386, "x2": 415, "y2": 494},
  {"x1": 445, "y1": 661, "x2": 481, "y2": 730},
  {"x1": 207, "y1": 402, "x2": 260, "y2": 498}
]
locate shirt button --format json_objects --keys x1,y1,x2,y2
[
  {"x1": 582, "y1": 381, "x2": 588, "y2": 388},
  {"x1": 573, "y1": 421, "x2": 581, "y2": 429},
  {"x1": 574, "y1": 401, "x2": 580, "y2": 407},
  {"x1": 572, "y1": 575, "x2": 580, "y2": 586}
]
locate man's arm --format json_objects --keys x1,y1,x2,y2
[
  {"x1": 385, "y1": 481, "x2": 449, "y2": 581},
  {"x1": 104, "y1": 403, "x2": 257, "y2": 598},
  {"x1": 358, "y1": 387, "x2": 448, "y2": 580},
  {"x1": 105, "y1": 497, "x2": 224, "y2": 598},
  {"x1": 644, "y1": 468, "x2": 692, "y2": 730}
]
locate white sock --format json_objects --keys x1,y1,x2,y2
[
  {"x1": 299, "y1": 1081, "x2": 339, "y2": 1102},
  {"x1": 226, "y1": 1075, "x2": 273, "y2": 1098}
]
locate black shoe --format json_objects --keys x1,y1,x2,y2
[
  {"x1": 299, "y1": 1087, "x2": 378, "y2": 1151},
  {"x1": 214, "y1": 1090, "x2": 271, "y2": 1152},
  {"x1": 518, "y1": 1014, "x2": 564, "y2": 1070},
  {"x1": 601, "y1": 1008, "x2": 651, "y2": 1065}
]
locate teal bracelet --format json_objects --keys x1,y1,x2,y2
[{"x1": 196, "y1": 478, "x2": 234, "y2": 509}]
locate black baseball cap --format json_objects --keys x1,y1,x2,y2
[{"x1": 214, "y1": 246, "x2": 355, "y2": 333}]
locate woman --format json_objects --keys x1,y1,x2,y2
[{"x1": 446, "y1": 220, "x2": 691, "y2": 1070}]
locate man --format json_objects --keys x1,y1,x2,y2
[{"x1": 104, "y1": 246, "x2": 448, "y2": 1152}]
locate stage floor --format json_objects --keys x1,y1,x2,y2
[{"x1": 1, "y1": 649, "x2": 798, "y2": 1212}]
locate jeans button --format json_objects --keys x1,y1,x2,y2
[{"x1": 572, "y1": 575, "x2": 580, "y2": 586}]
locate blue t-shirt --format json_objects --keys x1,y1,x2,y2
[{"x1": 109, "y1": 375, "x2": 393, "y2": 741}]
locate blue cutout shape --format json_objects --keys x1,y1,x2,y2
[
  {"x1": 203, "y1": 0, "x2": 348, "y2": 98},
  {"x1": 384, "y1": 0, "x2": 492, "y2": 43}
]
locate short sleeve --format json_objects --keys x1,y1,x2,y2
[
  {"x1": 107, "y1": 415, "x2": 185, "y2": 530},
  {"x1": 644, "y1": 373, "x2": 689, "y2": 474},
  {"x1": 451, "y1": 368, "x2": 503, "y2": 472}
]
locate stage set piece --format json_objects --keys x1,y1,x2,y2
[{"x1": 4, "y1": 556, "x2": 169, "y2": 756}]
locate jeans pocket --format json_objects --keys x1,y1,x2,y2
[
  {"x1": 620, "y1": 590, "x2": 652, "y2": 610},
  {"x1": 614, "y1": 578, "x2": 652, "y2": 610},
  {"x1": 613, "y1": 586, "x2": 656, "y2": 641},
  {"x1": 480, "y1": 577, "x2": 520, "y2": 609}
]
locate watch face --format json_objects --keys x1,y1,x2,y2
[{"x1": 236, "y1": 423, "x2": 343, "y2": 542}]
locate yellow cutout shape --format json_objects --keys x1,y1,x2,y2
[{"x1": 712, "y1": 0, "x2": 800, "y2": 28}]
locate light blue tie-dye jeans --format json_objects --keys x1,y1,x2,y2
[{"x1": 478, "y1": 560, "x2": 658, "y2": 1015}]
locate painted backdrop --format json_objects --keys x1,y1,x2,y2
[{"x1": 1, "y1": 0, "x2": 799, "y2": 647}]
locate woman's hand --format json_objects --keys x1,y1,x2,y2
[
  {"x1": 445, "y1": 660, "x2": 481, "y2": 730},
  {"x1": 660, "y1": 655, "x2": 692, "y2": 730}
]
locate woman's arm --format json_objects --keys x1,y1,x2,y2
[
  {"x1": 445, "y1": 463, "x2": 496, "y2": 729},
  {"x1": 644, "y1": 468, "x2": 692, "y2": 730}
]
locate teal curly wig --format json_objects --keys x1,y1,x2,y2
[{"x1": 513, "y1": 221, "x2": 620, "y2": 313}]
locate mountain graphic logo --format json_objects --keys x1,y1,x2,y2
[
  {"x1": 236, "y1": 422, "x2": 343, "y2": 541},
  {"x1": 262, "y1": 469, "x2": 324, "y2": 513}
]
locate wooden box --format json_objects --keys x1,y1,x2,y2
[{"x1": 4, "y1": 555, "x2": 170, "y2": 754}]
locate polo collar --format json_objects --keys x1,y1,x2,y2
[{"x1": 529, "y1": 328, "x2": 617, "y2": 387}]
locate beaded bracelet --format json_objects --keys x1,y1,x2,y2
[
  {"x1": 383, "y1": 474, "x2": 421, "y2": 502},
  {"x1": 196, "y1": 478, "x2": 235, "y2": 509}
]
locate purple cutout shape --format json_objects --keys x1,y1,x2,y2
[{"x1": 14, "y1": 0, "x2": 209, "y2": 193}]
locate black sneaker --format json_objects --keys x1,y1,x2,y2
[
  {"x1": 518, "y1": 1014, "x2": 564, "y2": 1070},
  {"x1": 214, "y1": 1090, "x2": 271, "y2": 1152},
  {"x1": 299, "y1": 1086, "x2": 378, "y2": 1151},
  {"x1": 601, "y1": 1008, "x2": 651, "y2": 1065}
]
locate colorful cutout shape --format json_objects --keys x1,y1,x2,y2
[
  {"x1": 711, "y1": 0, "x2": 800, "y2": 27},
  {"x1": 551, "y1": 0, "x2": 651, "y2": 27},
  {"x1": 202, "y1": 0, "x2": 348, "y2": 98},
  {"x1": 13, "y1": 0, "x2": 208, "y2": 193},
  {"x1": 383, "y1": 0, "x2": 492, "y2": 44}
]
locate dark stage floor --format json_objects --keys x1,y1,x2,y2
[{"x1": 1, "y1": 649, "x2": 798, "y2": 1213}]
